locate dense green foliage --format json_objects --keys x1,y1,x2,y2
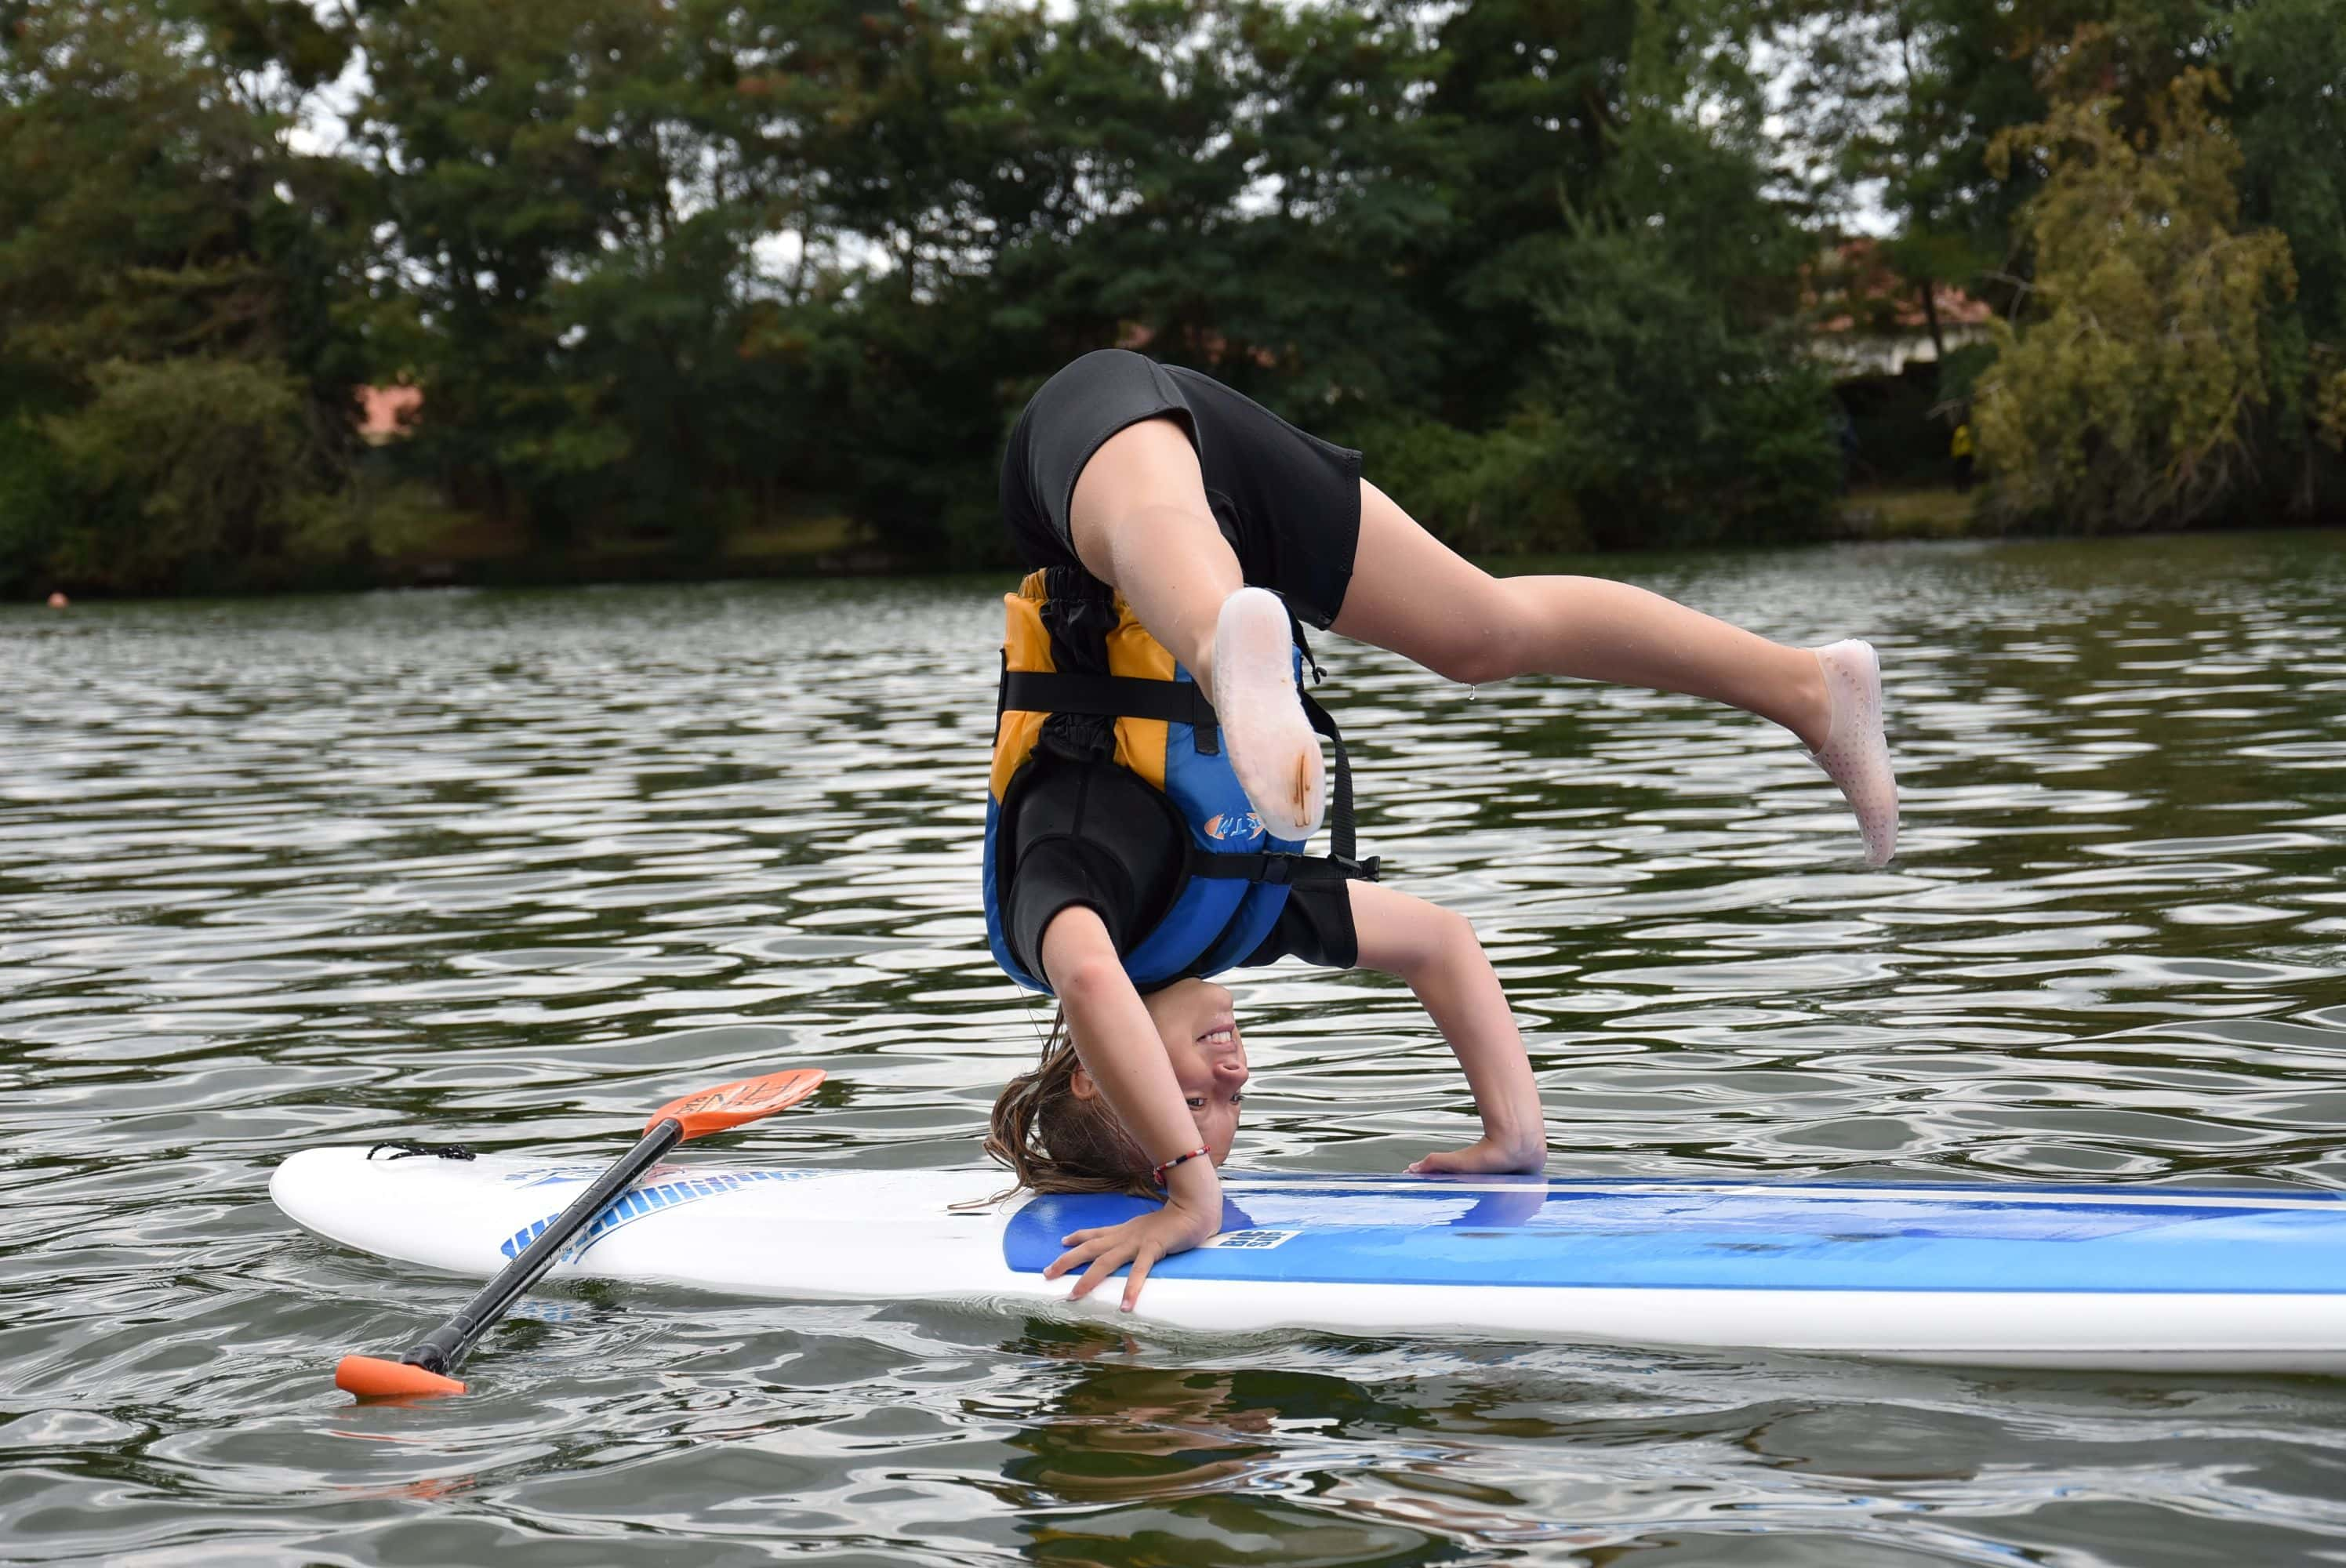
[
  {"x1": 1, "y1": 0, "x2": 2341, "y2": 593},
  {"x1": 1975, "y1": 67, "x2": 2297, "y2": 531},
  {"x1": 1774, "y1": 0, "x2": 2346, "y2": 530}
]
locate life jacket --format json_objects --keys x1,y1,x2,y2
[{"x1": 984, "y1": 566, "x2": 1377, "y2": 994}]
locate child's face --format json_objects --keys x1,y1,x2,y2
[{"x1": 1142, "y1": 977, "x2": 1250, "y2": 1164}]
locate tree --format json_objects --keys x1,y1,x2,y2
[
  {"x1": 1769, "y1": 0, "x2": 1987, "y2": 369},
  {"x1": 1414, "y1": 0, "x2": 1837, "y2": 545},
  {"x1": 1974, "y1": 65, "x2": 2296, "y2": 530},
  {"x1": 2222, "y1": 0, "x2": 2346, "y2": 515},
  {"x1": 0, "y1": 0, "x2": 392, "y2": 591},
  {"x1": 1, "y1": 0, "x2": 1916, "y2": 589}
]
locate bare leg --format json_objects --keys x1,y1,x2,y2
[
  {"x1": 1066, "y1": 432, "x2": 1894, "y2": 862},
  {"x1": 1335, "y1": 479, "x2": 1898, "y2": 864},
  {"x1": 1066, "y1": 418, "x2": 1239, "y2": 687},
  {"x1": 1070, "y1": 419, "x2": 1326, "y2": 837},
  {"x1": 1335, "y1": 480, "x2": 1833, "y2": 747}
]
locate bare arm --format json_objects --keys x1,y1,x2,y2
[
  {"x1": 1349, "y1": 880, "x2": 1547, "y2": 1173},
  {"x1": 1035, "y1": 906, "x2": 1222, "y2": 1306}
]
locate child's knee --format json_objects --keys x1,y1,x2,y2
[
  {"x1": 1397, "y1": 579, "x2": 1540, "y2": 686},
  {"x1": 1425, "y1": 638, "x2": 1508, "y2": 688},
  {"x1": 1422, "y1": 613, "x2": 1536, "y2": 686}
]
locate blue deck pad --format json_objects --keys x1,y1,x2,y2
[{"x1": 1001, "y1": 1176, "x2": 2346, "y2": 1294}]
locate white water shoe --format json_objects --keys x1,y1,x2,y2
[
  {"x1": 1808, "y1": 639, "x2": 1898, "y2": 866},
  {"x1": 1211, "y1": 587, "x2": 1324, "y2": 841}
]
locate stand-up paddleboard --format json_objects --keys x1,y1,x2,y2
[{"x1": 272, "y1": 1146, "x2": 2346, "y2": 1374}]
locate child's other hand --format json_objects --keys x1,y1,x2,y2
[
  {"x1": 1405, "y1": 1133, "x2": 1547, "y2": 1176},
  {"x1": 1044, "y1": 1196, "x2": 1221, "y2": 1312}
]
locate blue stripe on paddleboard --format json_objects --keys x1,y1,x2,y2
[
  {"x1": 1002, "y1": 1178, "x2": 2346, "y2": 1294},
  {"x1": 497, "y1": 1168, "x2": 817, "y2": 1261}
]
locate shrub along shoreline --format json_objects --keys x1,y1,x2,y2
[{"x1": 3, "y1": 1, "x2": 2340, "y2": 599}]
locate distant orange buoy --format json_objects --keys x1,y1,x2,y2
[{"x1": 46, "y1": 591, "x2": 67, "y2": 608}]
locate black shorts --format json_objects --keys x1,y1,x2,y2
[{"x1": 999, "y1": 349, "x2": 1364, "y2": 630}]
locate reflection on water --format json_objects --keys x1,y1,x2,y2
[{"x1": 3, "y1": 531, "x2": 2346, "y2": 1564}]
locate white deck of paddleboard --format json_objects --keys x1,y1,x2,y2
[{"x1": 271, "y1": 1147, "x2": 2346, "y2": 1373}]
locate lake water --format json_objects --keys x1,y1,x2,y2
[{"x1": 5, "y1": 530, "x2": 2345, "y2": 1566}]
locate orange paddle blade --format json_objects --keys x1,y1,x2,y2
[
  {"x1": 648, "y1": 1067, "x2": 824, "y2": 1139},
  {"x1": 337, "y1": 1355, "x2": 466, "y2": 1399}
]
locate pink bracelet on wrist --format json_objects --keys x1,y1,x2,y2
[{"x1": 1151, "y1": 1145, "x2": 1210, "y2": 1189}]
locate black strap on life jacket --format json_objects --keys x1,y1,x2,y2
[
  {"x1": 1000, "y1": 670, "x2": 1222, "y2": 754},
  {"x1": 997, "y1": 663, "x2": 1378, "y2": 887}
]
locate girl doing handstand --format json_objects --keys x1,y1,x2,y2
[{"x1": 981, "y1": 350, "x2": 1897, "y2": 1309}]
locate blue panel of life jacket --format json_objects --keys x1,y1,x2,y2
[{"x1": 982, "y1": 567, "x2": 1376, "y2": 993}]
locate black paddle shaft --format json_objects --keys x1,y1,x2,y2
[{"x1": 401, "y1": 1117, "x2": 685, "y2": 1377}]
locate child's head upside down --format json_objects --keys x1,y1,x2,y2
[{"x1": 987, "y1": 978, "x2": 1248, "y2": 1196}]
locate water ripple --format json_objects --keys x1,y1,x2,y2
[{"x1": 4, "y1": 532, "x2": 2346, "y2": 1563}]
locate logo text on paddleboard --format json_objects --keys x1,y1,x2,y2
[{"x1": 1199, "y1": 1229, "x2": 1298, "y2": 1250}]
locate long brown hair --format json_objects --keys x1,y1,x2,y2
[{"x1": 982, "y1": 1007, "x2": 1153, "y2": 1196}]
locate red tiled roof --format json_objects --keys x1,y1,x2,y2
[{"x1": 1810, "y1": 239, "x2": 1992, "y2": 333}]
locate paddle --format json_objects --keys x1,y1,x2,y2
[{"x1": 333, "y1": 1066, "x2": 825, "y2": 1399}]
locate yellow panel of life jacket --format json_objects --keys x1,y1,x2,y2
[{"x1": 990, "y1": 568, "x2": 1174, "y2": 804}]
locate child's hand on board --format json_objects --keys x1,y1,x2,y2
[
  {"x1": 1405, "y1": 1132, "x2": 1547, "y2": 1177},
  {"x1": 1044, "y1": 1196, "x2": 1222, "y2": 1312}
]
